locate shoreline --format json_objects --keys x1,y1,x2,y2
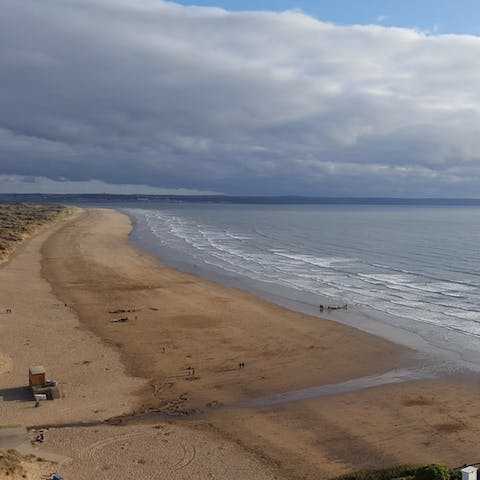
[
  {"x1": 41, "y1": 208, "x2": 412, "y2": 414},
  {"x1": 2, "y1": 207, "x2": 480, "y2": 479},
  {"x1": 125, "y1": 206, "x2": 480, "y2": 370}
]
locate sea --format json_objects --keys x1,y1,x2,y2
[
  {"x1": 123, "y1": 200, "x2": 480, "y2": 369},
  {"x1": 4, "y1": 195, "x2": 480, "y2": 369}
]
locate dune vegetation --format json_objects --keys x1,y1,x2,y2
[
  {"x1": 0, "y1": 449, "x2": 36, "y2": 477},
  {"x1": 0, "y1": 203, "x2": 67, "y2": 261}
]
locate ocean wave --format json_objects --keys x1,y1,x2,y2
[{"x1": 129, "y1": 207, "x2": 480, "y2": 339}]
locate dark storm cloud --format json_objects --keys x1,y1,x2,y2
[{"x1": 2, "y1": 0, "x2": 480, "y2": 195}]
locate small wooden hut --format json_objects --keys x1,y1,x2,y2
[{"x1": 29, "y1": 366, "x2": 46, "y2": 387}]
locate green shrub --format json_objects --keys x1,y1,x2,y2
[
  {"x1": 415, "y1": 464, "x2": 450, "y2": 480},
  {"x1": 334, "y1": 465, "x2": 417, "y2": 480}
]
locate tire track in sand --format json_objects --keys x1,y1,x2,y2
[{"x1": 79, "y1": 427, "x2": 197, "y2": 472}]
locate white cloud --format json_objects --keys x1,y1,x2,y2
[{"x1": 1, "y1": 0, "x2": 480, "y2": 196}]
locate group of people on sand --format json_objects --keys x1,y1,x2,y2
[{"x1": 319, "y1": 304, "x2": 348, "y2": 312}]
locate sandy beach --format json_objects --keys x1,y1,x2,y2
[{"x1": 1, "y1": 207, "x2": 480, "y2": 479}]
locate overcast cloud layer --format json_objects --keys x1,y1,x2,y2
[{"x1": 2, "y1": 0, "x2": 480, "y2": 196}]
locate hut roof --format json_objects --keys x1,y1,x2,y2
[{"x1": 29, "y1": 366, "x2": 46, "y2": 375}]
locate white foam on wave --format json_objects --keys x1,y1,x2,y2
[
  {"x1": 273, "y1": 251, "x2": 352, "y2": 268},
  {"x1": 129, "y1": 207, "x2": 480, "y2": 340},
  {"x1": 358, "y1": 273, "x2": 415, "y2": 285}
]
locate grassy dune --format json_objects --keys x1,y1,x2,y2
[
  {"x1": 0, "y1": 449, "x2": 53, "y2": 479},
  {"x1": 0, "y1": 449, "x2": 35, "y2": 477},
  {"x1": 0, "y1": 203, "x2": 67, "y2": 261}
]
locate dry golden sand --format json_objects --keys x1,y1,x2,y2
[
  {"x1": 43, "y1": 422, "x2": 285, "y2": 480},
  {"x1": 1, "y1": 207, "x2": 480, "y2": 479},
  {"x1": 0, "y1": 208, "x2": 145, "y2": 428}
]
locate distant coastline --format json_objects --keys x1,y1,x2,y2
[{"x1": 3, "y1": 193, "x2": 480, "y2": 206}]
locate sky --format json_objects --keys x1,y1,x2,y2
[
  {"x1": 2, "y1": 0, "x2": 480, "y2": 196},
  {"x1": 175, "y1": 0, "x2": 480, "y2": 36}
]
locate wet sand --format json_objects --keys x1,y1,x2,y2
[
  {"x1": 41, "y1": 209, "x2": 409, "y2": 414},
  {"x1": 1, "y1": 207, "x2": 480, "y2": 479}
]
